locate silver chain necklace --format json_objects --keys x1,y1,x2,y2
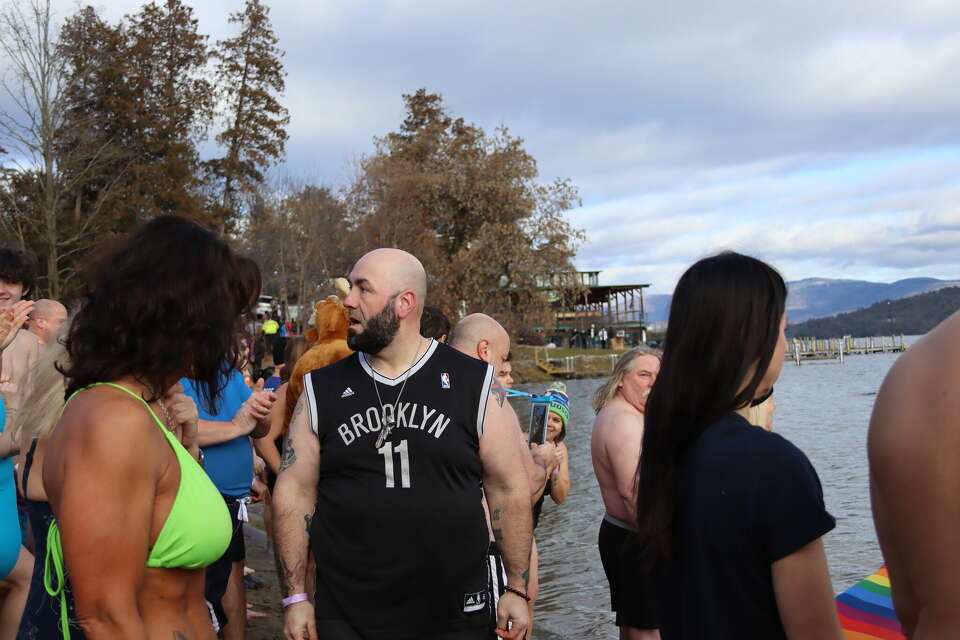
[
  {"x1": 147, "y1": 385, "x2": 173, "y2": 429},
  {"x1": 371, "y1": 337, "x2": 424, "y2": 449},
  {"x1": 156, "y1": 397, "x2": 172, "y2": 428}
]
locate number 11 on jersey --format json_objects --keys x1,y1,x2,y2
[{"x1": 378, "y1": 440, "x2": 411, "y2": 488}]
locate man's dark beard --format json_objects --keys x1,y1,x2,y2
[{"x1": 347, "y1": 301, "x2": 400, "y2": 355}]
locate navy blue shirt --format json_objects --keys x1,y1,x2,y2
[
  {"x1": 182, "y1": 370, "x2": 253, "y2": 497},
  {"x1": 657, "y1": 412, "x2": 835, "y2": 640}
]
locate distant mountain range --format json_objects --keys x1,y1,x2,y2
[
  {"x1": 643, "y1": 277, "x2": 960, "y2": 324},
  {"x1": 788, "y1": 286, "x2": 960, "y2": 338}
]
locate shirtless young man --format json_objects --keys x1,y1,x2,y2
[
  {"x1": 869, "y1": 310, "x2": 960, "y2": 638},
  {"x1": 590, "y1": 346, "x2": 661, "y2": 640}
]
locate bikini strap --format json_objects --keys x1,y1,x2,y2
[
  {"x1": 44, "y1": 521, "x2": 72, "y2": 640},
  {"x1": 63, "y1": 382, "x2": 166, "y2": 431}
]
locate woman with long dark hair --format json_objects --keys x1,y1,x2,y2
[
  {"x1": 636, "y1": 252, "x2": 841, "y2": 639},
  {"x1": 41, "y1": 216, "x2": 256, "y2": 639}
]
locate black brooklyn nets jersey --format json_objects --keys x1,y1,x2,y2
[{"x1": 303, "y1": 340, "x2": 495, "y2": 639}]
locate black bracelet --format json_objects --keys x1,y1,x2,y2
[{"x1": 503, "y1": 585, "x2": 531, "y2": 602}]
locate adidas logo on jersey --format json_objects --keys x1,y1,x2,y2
[
  {"x1": 463, "y1": 590, "x2": 487, "y2": 613},
  {"x1": 340, "y1": 387, "x2": 355, "y2": 398}
]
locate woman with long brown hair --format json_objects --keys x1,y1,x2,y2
[{"x1": 41, "y1": 216, "x2": 256, "y2": 639}]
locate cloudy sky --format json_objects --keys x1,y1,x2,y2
[{"x1": 43, "y1": 0, "x2": 960, "y2": 293}]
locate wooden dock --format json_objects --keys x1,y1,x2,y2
[
  {"x1": 533, "y1": 347, "x2": 565, "y2": 375},
  {"x1": 787, "y1": 335, "x2": 907, "y2": 364},
  {"x1": 532, "y1": 347, "x2": 618, "y2": 377}
]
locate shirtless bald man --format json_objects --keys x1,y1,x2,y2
[
  {"x1": 28, "y1": 299, "x2": 67, "y2": 348},
  {"x1": 591, "y1": 346, "x2": 661, "y2": 640},
  {"x1": 449, "y1": 313, "x2": 558, "y2": 634},
  {"x1": 275, "y1": 249, "x2": 533, "y2": 640},
  {"x1": 869, "y1": 311, "x2": 960, "y2": 638}
]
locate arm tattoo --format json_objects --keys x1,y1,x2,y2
[
  {"x1": 489, "y1": 378, "x2": 506, "y2": 408},
  {"x1": 304, "y1": 513, "x2": 313, "y2": 533},
  {"x1": 491, "y1": 508, "x2": 502, "y2": 521},
  {"x1": 493, "y1": 528, "x2": 503, "y2": 542},
  {"x1": 291, "y1": 394, "x2": 306, "y2": 422},
  {"x1": 279, "y1": 557, "x2": 298, "y2": 597},
  {"x1": 280, "y1": 438, "x2": 297, "y2": 471}
]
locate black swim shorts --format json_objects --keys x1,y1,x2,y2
[{"x1": 598, "y1": 515, "x2": 658, "y2": 630}]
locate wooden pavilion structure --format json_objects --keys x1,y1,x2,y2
[{"x1": 540, "y1": 271, "x2": 651, "y2": 348}]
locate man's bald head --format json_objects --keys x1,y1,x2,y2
[
  {"x1": 449, "y1": 313, "x2": 511, "y2": 370},
  {"x1": 344, "y1": 248, "x2": 429, "y2": 355},
  {"x1": 353, "y1": 248, "x2": 427, "y2": 307},
  {"x1": 30, "y1": 298, "x2": 67, "y2": 345}
]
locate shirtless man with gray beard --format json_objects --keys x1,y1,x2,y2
[{"x1": 590, "y1": 346, "x2": 661, "y2": 640}]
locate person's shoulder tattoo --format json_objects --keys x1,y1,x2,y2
[{"x1": 489, "y1": 378, "x2": 506, "y2": 408}]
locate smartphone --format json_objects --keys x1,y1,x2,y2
[{"x1": 528, "y1": 398, "x2": 550, "y2": 445}]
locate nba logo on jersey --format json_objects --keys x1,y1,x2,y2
[{"x1": 440, "y1": 372, "x2": 451, "y2": 389}]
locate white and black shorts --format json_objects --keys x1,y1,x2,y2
[{"x1": 486, "y1": 541, "x2": 508, "y2": 627}]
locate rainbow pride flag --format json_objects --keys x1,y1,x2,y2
[{"x1": 836, "y1": 566, "x2": 905, "y2": 639}]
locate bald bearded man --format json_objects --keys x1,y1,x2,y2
[
  {"x1": 869, "y1": 311, "x2": 960, "y2": 638},
  {"x1": 274, "y1": 249, "x2": 533, "y2": 640}
]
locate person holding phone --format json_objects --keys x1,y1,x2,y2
[{"x1": 531, "y1": 384, "x2": 571, "y2": 528}]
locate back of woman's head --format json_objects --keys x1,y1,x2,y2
[
  {"x1": 63, "y1": 216, "x2": 255, "y2": 411},
  {"x1": 636, "y1": 251, "x2": 786, "y2": 560}
]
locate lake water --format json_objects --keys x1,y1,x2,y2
[{"x1": 520, "y1": 350, "x2": 904, "y2": 639}]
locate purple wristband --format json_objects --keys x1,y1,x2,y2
[{"x1": 281, "y1": 593, "x2": 309, "y2": 608}]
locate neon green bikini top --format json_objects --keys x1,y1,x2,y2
[{"x1": 46, "y1": 383, "x2": 233, "y2": 637}]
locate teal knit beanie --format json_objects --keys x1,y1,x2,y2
[{"x1": 546, "y1": 383, "x2": 570, "y2": 427}]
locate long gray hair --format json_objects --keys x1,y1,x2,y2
[{"x1": 592, "y1": 345, "x2": 662, "y2": 413}]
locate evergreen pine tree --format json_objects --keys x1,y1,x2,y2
[{"x1": 209, "y1": 0, "x2": 289, "y2": 234}]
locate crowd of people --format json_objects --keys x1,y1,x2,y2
[{"x1": 0, "y1": 218, "x2": 956, "y2": 640}]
